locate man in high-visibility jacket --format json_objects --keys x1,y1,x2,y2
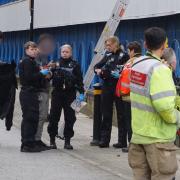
[{"x1": 128, "y1": 27, "x2": 179, "y2": 180}]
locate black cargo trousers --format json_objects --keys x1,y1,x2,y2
[
  {"x1": 100, "y1": 83, "x2": 127, "y2": 146},
  {"x1": 19, "y1": 88, "x2": 39, "y2": 147},
  {"x1": 48, "y1": 89, "x2": 76, "y2": 140},
  {"x1": 122, "y1": 100, "x2": 132, "y2": 144}
]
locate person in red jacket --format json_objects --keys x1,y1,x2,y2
[{"x1": 116, "y1": 41, "x2": 142, "y2": 152}]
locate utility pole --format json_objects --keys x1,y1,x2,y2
[{"x1": 29, "y1": 0, "x2": 34, "y2": 41}]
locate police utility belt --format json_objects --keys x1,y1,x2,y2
[{"x1": 21, "y1": 86, "x2": 40, "y2": 92}]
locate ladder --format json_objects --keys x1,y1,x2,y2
[
  {"x1": 83, "y1": 0, "x2": 130, "y2": 92},
  {"x1": 71, "y1": 0, "x2": 130, "y2": 112}
]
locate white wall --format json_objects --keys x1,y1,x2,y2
[
  {"x1": 0, "y1": 0, "x2": 180, "y2": 32},
  {"x1": 126, "y1": 0, "x2": 179, "y2": 19},
  {"x1": 0, "y1": 0, "x2": 30, "y2": 32},
  {"x1": 33, "y1": 0, "x2": 116, "y2": 29}
]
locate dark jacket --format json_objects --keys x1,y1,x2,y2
[
  {"x1": 0, "y1": 60, "x2": 17, "y2": 130},
  {"x1": 94, "y1": 50, "x2": 129, "y2": 87},
  {"x1": 51, "y1": 58, "x2": 84, "y2": 93},
  {"x1": 19, "y1": 55, "x2": 46, "y2": 91}
]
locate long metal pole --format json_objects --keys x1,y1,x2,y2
[{"x1": 30, "y1": 0, "x2": 34, "y2": 41}]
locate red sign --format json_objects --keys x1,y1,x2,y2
[{"x1": 131, "y1": 70, "x2": 147, "y2": 86}]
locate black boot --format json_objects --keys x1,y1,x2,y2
[
  {"x1": 90, "y1": 140, "x2": 99, "y2": 146},
  {"x1": 122, "y1": 147, "x2": 129, "y2": 153},
  {"x1": 99, "y1": 141, "x2": 109, "y2": 148},
  {"x1": 50, "y1": 137, "x2": 57, "y2": 149},
  {"x1": 20, "y1": 142, "x2": 42, "y2": 153},
  {"x1": 64, "y1": 139, "x2": 73, "y2": 150},
  {"x1": 113, "y1": 143, "x2": 127, "y2": 149},
  {"x1": 35, "y1": 140, "x2": 51, "y2": 151}
]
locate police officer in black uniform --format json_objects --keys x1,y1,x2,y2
[
  {"x1": 48, "y1": 44, "x2": 84, "y2": 150},
  {"x1": 19, "y1": 41, "x2": 51, "y2": 152},
  {"x1": 94, "y1": 36, "x2": 129, "y2": 148}
]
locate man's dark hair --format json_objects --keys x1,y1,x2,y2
[
  {"x1": 38, "y1": 33, "x2": 54, "y2": 44},
  {"x1": 24, "y1": 41, "x2": 37, "y2": 50},
  {"x1": 127, "y1": 41, "x2": 142, "y2": 54},
  {"x1": 0, "y1": 31, "x2": 3, "y2": 40},
  {"x1": 144, "y1": 27, "x2": 166, "y2": 50}
]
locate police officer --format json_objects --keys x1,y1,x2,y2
[
  {"x1": 19, "y1": 41, "x2": 51, "y2": 152},
  {"x1": 48, "y1": 44, "x2": 84, "y2": 150},
  {"x1": 94, "y1": 36, "x2": 129, "y2": 148}
]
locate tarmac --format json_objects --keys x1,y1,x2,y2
[{"x1": 0, "y1": 90, "x2": 180, "y2": 180}]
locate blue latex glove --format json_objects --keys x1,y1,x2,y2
[
  {"x1": 111, "y1": 71, "x2": 119, "y2": 78},
  {"x1": 40, "y1": 69, "x2": 49, "y2": 75},
  {"x1": 77, "y1": 94, "x2": 85, "y2": 102}
]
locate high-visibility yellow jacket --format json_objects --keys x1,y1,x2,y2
[{"x1": 130, "y1": 53, "x2": 179, "y2": 144}]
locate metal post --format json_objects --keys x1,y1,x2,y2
[
  {"x1": 29, "y1": 0, "x2": 34, "y2": 41},
  {"x1": 90, "y1": 83, "x2": 102, "y2": 146}
]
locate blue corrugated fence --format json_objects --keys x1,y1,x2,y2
[
  {"x1": 1, "y1": 15, "x2": 180, "y2": 78},
  {"x1": 0, "y1": 0, "x2": 18, "y2": 5}
]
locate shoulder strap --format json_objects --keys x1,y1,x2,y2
[{"x1": 132, "y1": 57, "x2": 152, "y2": 68}]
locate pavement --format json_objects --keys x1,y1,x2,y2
[{"x1": 0, "y1": 91, "x2": 180, "y2": 180}]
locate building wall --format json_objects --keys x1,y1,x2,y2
[
  {"x1": 0, "y1": 14, "x2": 180, "y2": 78},
  {"x1": 0, "y1": 0, "x2": 30, "y2": 32}
]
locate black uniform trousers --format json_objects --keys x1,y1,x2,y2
[
  {"x1": 122, "y1": 100, "x2": 132, "y2": 144},
  {"x1": 5, "y1": 86, "x2": 16, "y2": 130},
  {"x1": 19, "y1": 89, "x2": 39, "y2": 146},
  {"x1": 48, "y1": 89, "x2": 76, "y2": 140},
  {"x1": 100, "y1": 84, "x2": 127, "y2": 146}
]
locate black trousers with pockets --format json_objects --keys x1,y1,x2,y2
[
  {"x1": 100, "y1": 85, "x2": 127, "y2": 145},
  {"x1": 20, "y1": 89, "x2": 39, "y2": 146},
  {"x1": 48, "y1": 89, "x2": 76, "y2": 140},
  {"x1": 122, "y1": 100, "x2": 132, "y2": 144}
]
